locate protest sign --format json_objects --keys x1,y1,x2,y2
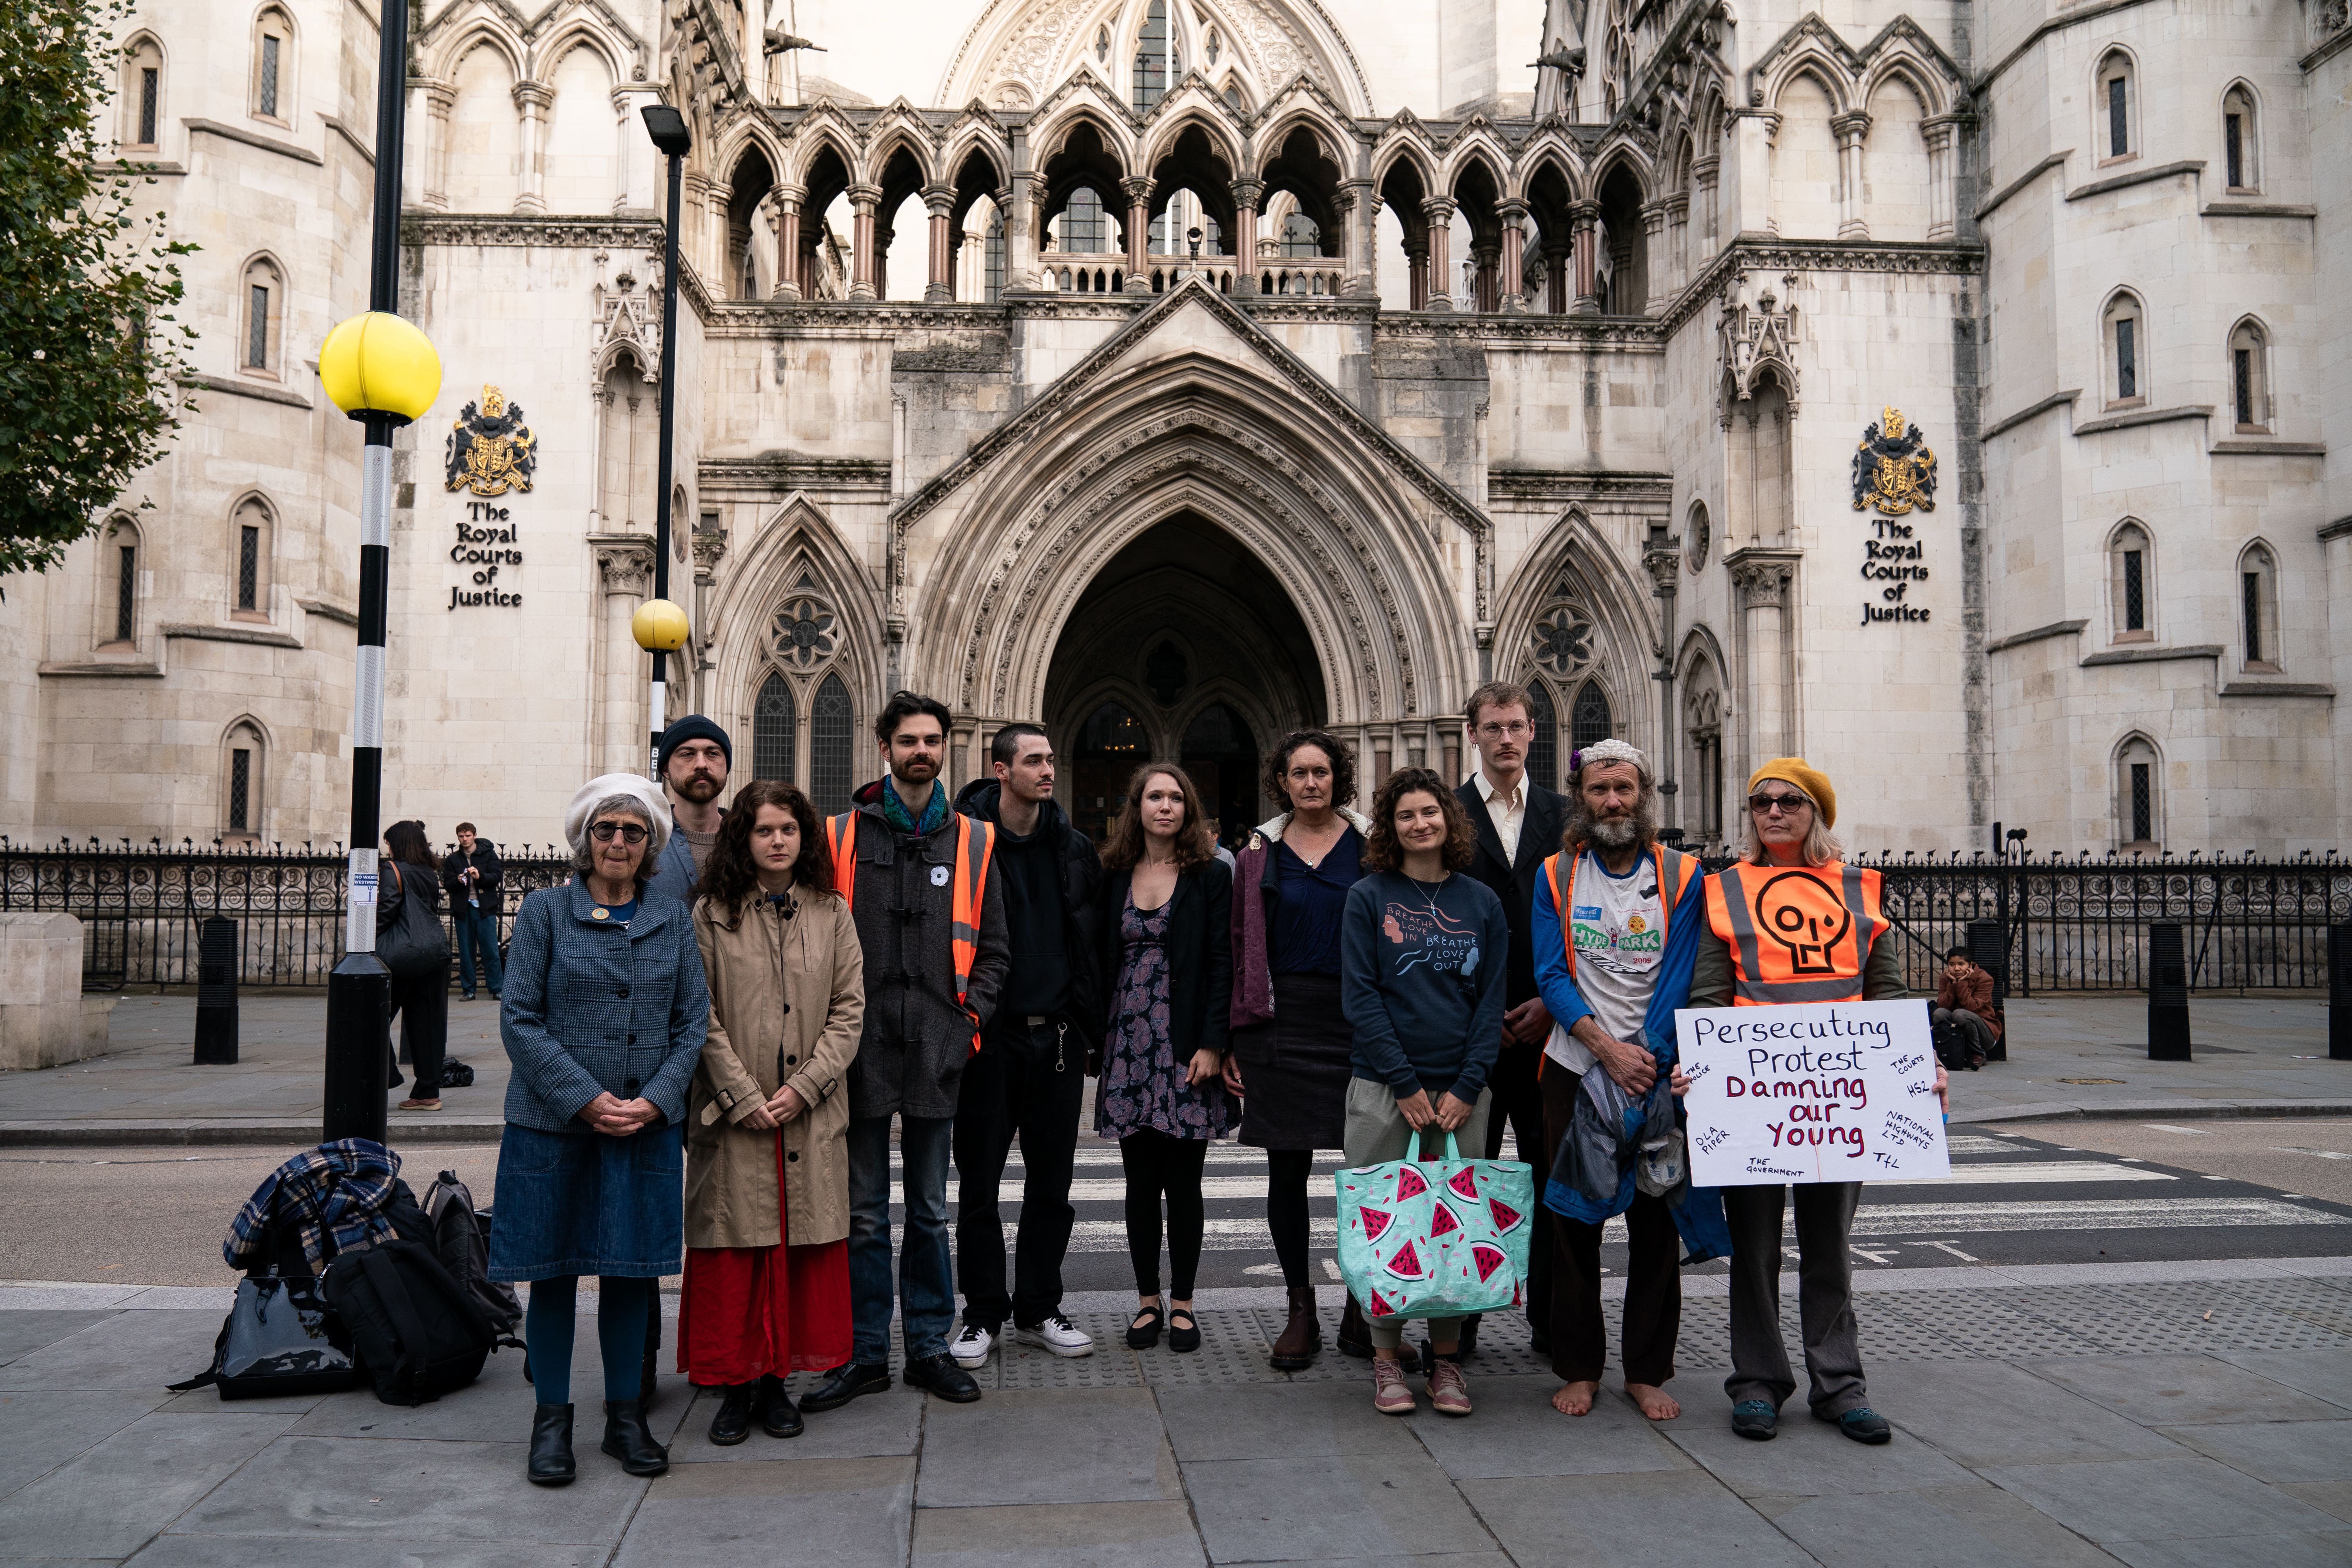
[{"x1": 1674, "y1": 1000, "x2": 1948, "y2": 1186}]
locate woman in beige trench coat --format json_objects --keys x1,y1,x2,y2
[{"x1": 681, "y1": 780, "x2": 864, "y2": 1445}]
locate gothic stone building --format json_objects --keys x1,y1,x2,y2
[{"x1": 4, "y1": 0, "x2": 2347, "y2": 854}]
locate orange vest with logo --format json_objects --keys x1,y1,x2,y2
[
  {"x1": 1541, "y1": 843, "x2": 1698, "y2": 982},
  {"x1": 1702, "y1": 861, "x2": 1884, "y2": 1006},
  {"x1": 825, "y1": 809, "x2": 996, "y2": 1055}
]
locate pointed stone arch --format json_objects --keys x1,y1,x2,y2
[
  {"x1": 1490, "y1": 504, "x2": 1660, "y2": 752},
  {"x1": 704, "y1": 494, "x2": 887, "y2": 758}
]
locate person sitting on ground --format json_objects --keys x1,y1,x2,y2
[{"x1": 1933, "y1": 947, "x2": 1998, "y2": 1070}]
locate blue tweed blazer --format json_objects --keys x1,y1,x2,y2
[{"x1": 498, "y1": 879, "x2": 710, "y2": 1133}]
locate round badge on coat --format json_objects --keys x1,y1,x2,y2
[
  {"x1": 931, "y1": 865, "x2": 951, "y2": 887},
  {"x1": 591, "y1": 907, "x2": 610, "y2": 920}
]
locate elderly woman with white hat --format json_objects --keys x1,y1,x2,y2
[{"x1": 489, "y1": 774, "x2": 710, "y2": 1487}]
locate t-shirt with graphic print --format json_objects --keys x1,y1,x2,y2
[
  {"x1": 1341, "y1": 869, "x2": 1511, "y2": 1102},
  {"x1": 1544, "y1": 848, "x2": 1666, "y2": 1074}
]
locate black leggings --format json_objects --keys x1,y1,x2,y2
[
  {"x1": 1120, "y1": 1130, "x2": 1209, "y2": 1299},
  {"x1": 1266, "y1": 1148, "x2": 1316, "y2": 1290}
]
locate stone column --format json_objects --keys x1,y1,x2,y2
[
  {"x1": 1732, "y1": 114, "x2": 1775, "y2": 236},
  {"x1": 596, "y1": 541, "x2": 654, "y2": 775},
  {"x1": 411, "y1": 79, "x2": 453, "y2": 209},
  {"x1": 690, "y1": 531, "x2": 727, "y2": 718},
  {"x1": 1420, "y1": 195, "x2": 1455, "y2": 310},
  {"x1": 1497, "y1": 198, "x2": 1528, "y2": 311},
  {"x1": 1544, "y1": 236, "x2": 1569, "y2": 312},
  {"x1": 768, "y1": 185, "x2": 803, "y2": 299},
  {"x1": 1664, "y1": 192, "x2": 1690, "y2": 293},
  {"x1": 611, "y1": 83, "x2": 660, "y2": 213},
  {"x1": 1640, "y1": 200, "x2": 1668, "y2": 308},
  {"x1": 1122, "y1": 176, "x2": 1155, "y2": 292},
  {"x1": 511, "y1": 80, "x2": 552, "y2": 215},
  {"x1": 1922, "y1": 116, "x2": 1959, "y2": 241},
  {"x1": 1833, "y1": 111, "x2": 1871, "y2": 239},
  {"x1": 847, "y1": 183, "x2": 880, "y2": 300},
  {"x1": 1340, "y1": 178, "x2": 1375, "y2": 297},
  {"x1": 705, "y1": 179, "x2": 734, "y2": 285},
  {"x1": 1692, "y1": 154, "x2": 1720, "y2": 254},
  {"x1": 924, "y1": 186, "x2": 955, "y2": 302},
  {"x1": 1405, "y1": 234, "x2": 1429, "y2": 310},
  {"x1": 1571, "y1": 201, "x2": 1600, "y2": 314},
  {"x1": 1470, "y1": 240, "x2": 1499, "y2": 312},
  {"x1": 1728, "y1": 552, "x2": 1798, "y2": 776},
  {"x1": 1229, "y1": 178, "x2": 1263, "y2": 296}
]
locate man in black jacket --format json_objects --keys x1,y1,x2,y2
[
  {"x1": 1455, "y1": 681, "x2": 1566, "y2": 1352},
  {"x1": 441, "y1": 823, "x2": 503, "y2": 1000},
  {"x1": 948, "y1": 722, "x2": 1105, "y2": 1367}
]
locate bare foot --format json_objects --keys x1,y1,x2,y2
[
  {"x1": 1551, "y1": 1380, "x2": 1599, "y2": 1416},
  {"x1": 1627, "y1": 1382, "x2": 1680, "y2": 1421}
]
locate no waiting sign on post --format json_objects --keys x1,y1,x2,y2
[{"x1": 1674, "y1": 1000, "x2": 1949, "y2": 1186}]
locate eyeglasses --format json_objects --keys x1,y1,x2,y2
[
  {"x1": 590, "y1": 821, "x2": 649, "y2": 844},
  {"x1": 1746, "y1": 794, "x2": 1813, "y2": 817},
  {"x1": 1475, "y1": 722, "x2": 1532, "y2": 739}
]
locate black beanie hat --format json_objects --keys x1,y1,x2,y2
[{"x1": 658, "y1": 714, "x2": 732, "y2": 776}]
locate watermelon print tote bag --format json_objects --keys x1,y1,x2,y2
[{"x1": 1335, "y1": 1132, "x2": 1535, "y2": 1322}]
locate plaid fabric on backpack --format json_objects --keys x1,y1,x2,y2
[{"x1": 225, "y1": 1140, "x2": 402, "y2": 1273}]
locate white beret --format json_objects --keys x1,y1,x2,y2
[{"x1": 563, "y1": 773, "x2": 672, "y2": 857}]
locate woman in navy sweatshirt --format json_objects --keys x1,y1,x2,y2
[{"x1": 1339, "y1": 766, "x2": 1510, "y2": 1418}]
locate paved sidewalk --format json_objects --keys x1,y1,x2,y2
[
  {"x1": 1, "y1": 994, "x2": 2344, "y2": 1144},
  {"x1": 0, "y1": 1258, "x2": 2346, "y2": 1565}
]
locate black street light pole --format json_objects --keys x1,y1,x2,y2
[{"x1": 641, "y1": 104, "x2": 692, "y2": 775}]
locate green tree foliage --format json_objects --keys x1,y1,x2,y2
[{"x1": 0, "y1": 0, "x2": 196, "y2": 578}]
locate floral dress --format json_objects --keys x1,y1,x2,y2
[{"x1": 1095, "y1": 895, "x2": 1233, "y2": 1141}]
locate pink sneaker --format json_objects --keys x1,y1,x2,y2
[
  {"x1": 1371, "y1": 1357, "x2": 1416, "y2": 1415},
  {"x1": 1427, "y1": 1357, "x2": 1472, "y2": 1416}
]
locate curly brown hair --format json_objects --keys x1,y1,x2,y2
[
  {"x1": 1360, "y1": 767, "x2": 1477, "y2": 874},
  {"x1": 1100, "y1": 763, "x2": 1218, "y2": 872},
  {"x1": 1262, "y1": 728, "x2": 1357, "y2": 816},
  {"x1": 697, "y1": 779, "x2": 837, "y2": 923}
]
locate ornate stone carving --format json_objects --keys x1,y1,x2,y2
[
  {"x1": 595, "y1": 540, "x2": 655, "y2": 597},
  {"x1": 770, "y1": 576, "x2": 840, "y2": 668},
  {"x1": 690, "y1": 530, "x2": 728, "y2": 581},
  {"x1": 1718, "y1": 269, "x2": 1800, "y2": 426},
  {"x1": 1531, "y1": 604, "x2": 1598, "y2": 681},
  {"x1": 1726, "y1": 550, "x2": 1797, "y2": 608},
  {"x1": 591, "y1": 250, "x2": 663, "y2": 380}
]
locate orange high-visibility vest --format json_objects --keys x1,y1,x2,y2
[
  {"x1": 1703, "y1": 861, "x2": 1884, "y2": 1006},
  {"x1": 826, "y1": 808, "x2": 996, "y2": 1054},
  {"x1": 1541, "y1": 842, "x2": 1698, "y2": 982}
]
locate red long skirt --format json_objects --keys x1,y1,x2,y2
[{"x1": 677, "y1": 1134, "x2": 853, "y2": 1386}]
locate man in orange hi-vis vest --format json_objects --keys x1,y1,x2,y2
[
  {"x1": 1678, "y1": 757, "x2": 1945, "y2": 1448},
  {"x1": 800, "y1": 692, "x2": 1008, "y2": 1417}
]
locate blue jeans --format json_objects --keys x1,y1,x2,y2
[
  {"x1": 847, "y1": 1112, "x2": 955, "y2": 1365},
  {"x1": 453, "y1": 902, "x2": 504, "y2": 996}
]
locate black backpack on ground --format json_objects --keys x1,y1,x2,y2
[
  {"x1": 323, "y1": 1234, "x2": 501, "y2": 1406},
  {"x1": 421, "y1": 1170, "x2": 522, "y2": 1336}
]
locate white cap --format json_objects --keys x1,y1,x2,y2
[
  {"x1": 1572, "y1": 738, "x2": 1650, "y2": 779},
  {"x1": 563, "y1": 773, "x2": 673, "y2": 856}
]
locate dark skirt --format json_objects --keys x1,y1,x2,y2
[
  {"x1": 1233, "y1": 973, "x2": 1352, "y2": 1151},
  {"x1": 487, "y1": 1120, "x2": 684, "y2": 1282}
]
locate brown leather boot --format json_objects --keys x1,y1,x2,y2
[{"x1": 1269, "y1": 1287, "x2": 1321, "y2": 1370}]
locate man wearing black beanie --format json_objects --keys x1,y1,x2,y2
[{"x1": 646, "y1": 714, "x2": 732, "y2": 905}]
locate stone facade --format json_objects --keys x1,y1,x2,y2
[{"x1": 1, "y1": 0, "x2": 2343, "y2": 856}]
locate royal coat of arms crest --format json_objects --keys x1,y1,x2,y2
[
  {"x1": 444, "y1": 386, "x2": 538, "y2": 497},
  {"x1": 1851, "y1": 406, "x2": 1936, "y2": 515}
]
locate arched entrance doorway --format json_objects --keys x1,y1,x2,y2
[{"x1": 1046, "y1": 514, "x2": 1325, "y2": 844}]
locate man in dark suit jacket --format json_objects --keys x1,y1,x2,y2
[{"x1": 1455, "y1": 680, "x2": 1566, "y2": 1353}]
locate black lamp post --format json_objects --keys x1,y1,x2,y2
[{"x1": 639, "y1": 103, "x2": 692, "y2": 776}]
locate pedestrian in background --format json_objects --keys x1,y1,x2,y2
[
  {"x1": 1096, "y1": 764, "x2": 1233, "y2": 1354},
  {"x1": 382, "y1": 819, "x2": 449, "y2": 1112},
  {"x1": 443, "y1": 821, "x2": 504, "y2": 1001},
  {"x1": 1227, "y1": 729, "x2": 1372, "y2": 1370},
  {"x1": 684, "y1": 780, "x2": 864, "y2": 1445},
  {"x1": 490, "y1": 774, "x2": 708, "y2": 1486},
  {"x1": 1933, "y1": 946, "x2": 1998, "y2": 1069},
  {"x1": 1339, "y1": 768, "x2": 1508, "y2": 1417},
  {"x1": 646, "y1": 715, "x2": 732, "y2": 905}
]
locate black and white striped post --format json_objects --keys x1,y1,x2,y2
[{"x1": 317, "y1": 0, "x2": 439, "y2": 1146}]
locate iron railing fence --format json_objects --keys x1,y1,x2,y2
[{"x1": 4, "y1": 840, "x2": 2345, "y2": 995}]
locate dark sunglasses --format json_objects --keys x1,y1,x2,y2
[
  {"x1": 590, "y1": 821, "x2": 649, "y2": 844},
  {"x1": 1746, "y1": 793, "x2": 1813, "y2": 817}
]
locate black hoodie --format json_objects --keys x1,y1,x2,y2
[{"x1": 954, "y1": 778, "x2": 1107, "y2": 1045}]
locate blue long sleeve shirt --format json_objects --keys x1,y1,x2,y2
[
  {"x1": 1531, "y1": 850, "x2": 1709, "y2": 1064},
  {"x1": 1342, "y1": 870, "x2": 1510, "y2": 1101}
]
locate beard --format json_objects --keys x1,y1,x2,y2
[
  {"x1": 1565, "y1": 791, "x2": 1658, "y2": 855},
  {"x1": 672, "y1": 769, "x2": 724, "y2": 804}
]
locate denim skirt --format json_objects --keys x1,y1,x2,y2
[{"x1": 487, "y1": 1120, "x2": 684, "y2": 1282}]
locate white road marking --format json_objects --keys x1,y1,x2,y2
[
  {"x1": 1872, "y1": 1161, "x2": 2176, "y2": 1187},
  {"x1": 2143, "y1": 1123, "x2": 2214, "y2": 1135},
  {"x1": 1846, "y1": 1198, "x2": 2346, "y2": 1236},
  {"x1": 2273, "y1": 1147, "x2": 2351, "y2": 1160}
]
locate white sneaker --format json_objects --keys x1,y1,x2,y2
[
  {"x1": 950, "y1": 1323, "x2": 995, "y2": 1369},
  {"x1": 1012, "y1": 1314, "x2": 1096, "y2": 1358}
]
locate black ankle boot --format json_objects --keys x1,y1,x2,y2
[
  {"x1": 707, "y1": 1383, "x2": 757, "y2": 1446},
  {"x1": 760, "y1": 1374, "x2": 804, "y2": 1438},
  {"x1": 528, "y1": 1403, "x2": 575, "y2": 1486},
  {"x1": 601, "y1": 1397, "x2": 669, "y2": 1476}
]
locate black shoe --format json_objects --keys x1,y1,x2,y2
[
  {"x1": 1732, "y1": 1399, "x2": 1779, "y2": 1441},
  {"x1": 1336, "y1": 1294, "x2": 1373, "y2": 1359},
  {"x1": 1167, "y1": 1307, "x2": 1201, "y2": 1354},
  {"x1": 760, "y1": 1375, "x2": 802, "y2": 1438},
  {"x1": 902, "y1": 1352, "x2": 983, "y2": 1403},
  {"x1": 527, "y1": 1403, "x2": 575, "y2": 1485},
  {"x1": 489, "y1": 990, "x2": 502, "y2": 1000},
  {"x1": 800, "y1": 1360, "x2": 890, "y2": 1413},
  {"x1": 1530, "y1": 1326, "x2": 1552, "y2": 1358},
  {"x1": 1456, "y1": 1314, "x2": 1481, "y2": 1358},
  {"x1": 707, "y1": 1383, "x2": 757, "y2": 1446},
  {"x1": 600, "y1": 1397, "x2": 669, "y2": 1476},
  {"x1": 1127, "y1": 1302, "x2": 1165, "y2": 1350},
  {"x1": 1828, "y1": 1406, "x2": 1893, "y2": 1444},
  {"x1": 461, "y1": 992, "x2": 477, "y2": 1002}
]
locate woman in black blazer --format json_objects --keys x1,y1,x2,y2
[{"x1": 1094, "y1": 763, "x2": 1234, "y2": 1353}]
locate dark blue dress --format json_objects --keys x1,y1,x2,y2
[{"x1": 1097, "y1": 895, "x2": 1233, "y2": 1141}]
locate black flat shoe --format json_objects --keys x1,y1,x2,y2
[
  {"x1": 902, "y1": 1352, "x2": 982, "y2": 1403},
  {"x1": 1732, "y1": 1399, "x2": 1778, "y2": 1441},
  {"x1": 1167, "y1": 1307, "x2": 1201, "y2": 1354},
  {"x1": 527, "y1": 1402, "x2": 575, "y2": 1486},
  {"x1": 600, "y1": 1397, "x2": 669, "y2": 1476},
  {"x1": 1828, "y1": 1406, "x2": 1893, "y2": 1444},
  {"x1": 800, "y1": 1361, "x2": 890, "y2": 1413},
  {"x1": 1127, "y1": 1302, "x2": 1165, "y2": 1350},
  {"x1": 707, "y1": 1383, "x2": 756, "y2": 1447},
  {"x1": 760, "y1": 1374, "x2": 802, "y2": 1438}
]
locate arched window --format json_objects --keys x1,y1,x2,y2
[
  {"x1": 1132, "y1": 0, "x2": 1171, "y2": 113},
  {"x1": 2096, "y1": 50, "x2": 2136, "y2": 163},
  {"x1": 2102, "y1": 292, "x2": 2145, "y2": 408},
  {"x1": 223, "y1": 720, "x2": 266, "y2": 839},
  {"x1": 1221, "y1": 78, "x2": 1246, "y2": 112},
  {"x1": 2222, "y1": 83, "x2": 2258, "y2": 192},
  {"x1": 1058, "y1": 187, "x2": 1107, "y2": 253},
  {"x1": 2239, "y1": 542, "x2": 2279, "y2": 670},
  {"x1": 1570, "y1": 682, "x2": 1613, "y2": 750},
  {"x1": 231, "y1": 496, "x2": 272, "y2": 617},
  {"x1": 1524, "y1": 679, "x2": 1558, "y2": 793},
  {"x1": 241, "y1": 256, "x2": 283, "y2": 376},
  {"x1": 753, "y1": 672, "x2": 796, "y2": 782},
  {"x1": 252, "y1": 7, "x2": 292, "y2": 124},
  {"x1": 2116, "y1": 735, "x2": 2161, "y2": 849},
  {"x1": 123, "y1": 35, "x2": 164, "y2": 149},
  {"x1": 1683, "y1": 662, "x2": 1725, "y2": 841},
  {"x1": 103, "y1": 518, "x2": 140, "y2": 648},
  {"x1": 2230, "y1": 319, "x2": 2270, "y2": 432},
  {"x1": 810, "y1": 673, "x2": 855, "y2": 814},
  {"x1": 984, "y1": 210, "x2": 1005, "y2": 302},
  {"x1": 1280, "y1": 212, "x2": 1320, "y2": 257},
  {"x1": 2109, "y1": 521, "x2": 2153, "y2": 641}
]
